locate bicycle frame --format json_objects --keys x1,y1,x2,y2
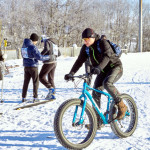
[{"x1": 72, "y1": 80, "x2": 114, "y2": 125}]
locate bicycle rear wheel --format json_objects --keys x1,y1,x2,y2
[
  {"x1": 109, "y1": 94, "x2": 138, "y2": 138},
  {"x1": 54, "y1": 98, "x2": 97, "y2": 150}
]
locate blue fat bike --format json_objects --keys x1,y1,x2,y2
[{"x1": 54, "y1": 74, "x2": 138, "y2": 150}]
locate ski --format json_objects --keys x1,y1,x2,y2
[{"x1": 14, "y1": 99, "x2": 56, "y2": 110}]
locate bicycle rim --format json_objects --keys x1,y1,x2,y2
[
  {"x1": 54, "y1": 99, "x2": 97, "y2": 149},
  {"x1": 110, "y1": 94, "x2": 138, "y2": 138}
]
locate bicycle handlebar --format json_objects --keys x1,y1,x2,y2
[{"x1": 69, "y1": 73, "x2": 92, "y2": 81}]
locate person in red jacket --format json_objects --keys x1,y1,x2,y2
[{"x1": 64, "y1": 28, "x2": 127, "y2": 128}]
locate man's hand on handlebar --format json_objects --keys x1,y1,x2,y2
[{"x1": 64, "y1": 72, "x2": 74, "y2": 81}]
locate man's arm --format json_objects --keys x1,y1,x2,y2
[
  {"x1": 98, "y1": 40, "x2": 112, "y2": 70},
  {"x1": 70, "y1": 46, "x2": 88, "y2": 74},
  {"x1": 33, "y1": 46, "x2": 50, "y2": 61}
]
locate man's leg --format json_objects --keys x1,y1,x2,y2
[
  {"x1": 45, "y1": 63, "x2": 57, "y2": 100},
  {"x1": 30, "y1": 67, "x2": 39, "y2": 99},
  {"x1": 48, "y1": 63, "x2": 56, "y2": 89},
  {"x1": 91, "y1": 73, "x2": 106, "y2": 129},
  {"x1": 103, "y1": 66, "x2": 123, "y2": 101},
  {"x1": 39, "y1": 64, "x2": 51, "y2": 88},
  {"x1": 103, "y1": 66, "x2": 127, "y2": 120},
  {"x1": 22, "y1": 67, "x2": 31, "y2": 99}
]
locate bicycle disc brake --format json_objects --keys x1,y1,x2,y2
[{"x1": 72, "y1": 120, "x2": 85, "y2": 130}]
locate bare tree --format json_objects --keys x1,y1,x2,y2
[
  {"x1": 143, "y1": 3, "x2": 150, "y2": 52},
  {"x1": 0, "y1": 0, "x2": 149, "y2": 52}
]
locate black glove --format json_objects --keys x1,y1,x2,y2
[
  {"x1": 91, "y1": 66, "x2": 101, "y2": 75},
  {"x1": 64, "y1": 72, "x2": 74, "y2": 81}
]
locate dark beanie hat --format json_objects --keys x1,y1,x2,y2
[
  {"x1": 30, "y1": 33, "x2": 39, "y2": 41},
  {"x1": 82, "y1": 28, "x2": 96, "y2": 39},
  {"x1": 101, "y1": 35, "x2": 107, "y2": 39}
]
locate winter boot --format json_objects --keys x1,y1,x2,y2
[
  {"x1": 45, "y1": 88, "x2": 56, "y2": 100},
  {"x1": 116, "y1": 100, "x2": 127, "y2": 120}
]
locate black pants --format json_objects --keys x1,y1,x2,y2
[
  {"x1": 39, "y1": 63, "x2": 56, "y2": 88},
  {"x1": 92, "y1": 65, "x2": 123, "y2": 108},
  {"x1": 22, "y1": 67, "x2": 39, "y2": 98}
]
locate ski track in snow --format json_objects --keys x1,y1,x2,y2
[{"x1": 0, "y1": 53, "x2": 150, "y2": 150}]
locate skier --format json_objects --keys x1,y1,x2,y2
[
  {"x1": 39, "y1": 37, "x2": 61, "y2": 100},
  {"x1": 64, "y1": 28, "x2": 127, "y2": 129},
  {"x1": 21, "y1": 33, "x2": 50, "y2": 102}
]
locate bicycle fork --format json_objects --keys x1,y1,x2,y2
[{"x1": 72, "y1": 95, "x2": 87, "y2": 126}]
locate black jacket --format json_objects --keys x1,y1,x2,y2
[
  {"x1": 41, "y1": 38, "x2": 61, "y2": 64},
  {"x1": 70, "y1": 34, "x2": 122, "y2": 74}
]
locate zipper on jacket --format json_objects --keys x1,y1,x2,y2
[{"x1": 90, "y1": 46, "x2": 99, "y2": 64}]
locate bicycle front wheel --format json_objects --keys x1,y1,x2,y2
[
  {"x1": 54, "y1": 98, "x2": 97, "y2": 150},
  {"x1": 109, "y1": 94, "x2": 138, "y2": 138}
]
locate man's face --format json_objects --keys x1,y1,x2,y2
[
  {"x1": 83, "y1": 38, "x2": 95, "y2": 47},
  {"x1": 32, "y1": 41, "x2": 38, "y2": 45}
]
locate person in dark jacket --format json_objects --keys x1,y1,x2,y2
[
  {"x1": 21, "y1": 33, "x2": 50, "y2": 102},
  {"x1": 84, "y1": 34, "x2": 107, "y2": 85},
  {"x1": 64, "y1": 28, "x2": 127, "y2": 128},
  {"x1": 39, "y1": 37, "x2": 61, "y2": 100}
]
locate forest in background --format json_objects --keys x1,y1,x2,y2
[{"x1": 0, "y1": 0, "x2": 150, "y2": 52}]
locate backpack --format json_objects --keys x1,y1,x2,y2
[
  {"x1": 51, "y1": 42, "x2": 59, "y2": 56},
  {"x1": 85, "y1": 39, "x2": 122, "y2": 58},
  {"x1": 107, "y1": 40, "x2": 122, "y2": 57},
  {"x1": 47, "y1": 39, "x2": 61, "y2": 57}
]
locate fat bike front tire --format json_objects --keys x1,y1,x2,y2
[
  {"x1": 54, "y1": 98, "x2": 97, "y2": 150},
  {"x1": 109, "y1": 94, "x2": 138, "y2": 138}
]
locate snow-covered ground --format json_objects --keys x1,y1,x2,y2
[{"x1": 0, "y1": 52, "x2": 150, "y2": 150}]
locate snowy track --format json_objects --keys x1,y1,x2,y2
[{"x1": 0, "y1": 53, "x2": 150, "y2": 150}]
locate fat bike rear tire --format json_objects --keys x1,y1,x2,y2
[
  {"x1": 54, "y1": 98, "x2": 97, "y2": 150},
  {"x1": 109, "y1": 94, "x2": 138, "y2": 138}
]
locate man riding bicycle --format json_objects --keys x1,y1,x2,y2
[{"x1": 64, "y1": 28, "x2": 127, "y2": 128}]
